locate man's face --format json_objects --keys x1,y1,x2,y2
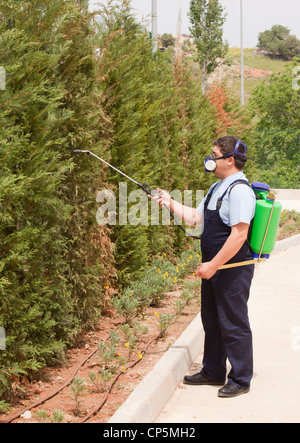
[{"x1": 211, "y1": 145, "x2": 226, "y2": 177}]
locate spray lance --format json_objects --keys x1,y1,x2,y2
[{"x1": 73, "y1": 150, "x2": 201, "y2": 240}]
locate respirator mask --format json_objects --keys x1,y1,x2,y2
[{"x1": 204, "y1": 140, "x2": 253, "y2": 173}]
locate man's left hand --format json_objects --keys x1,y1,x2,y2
[{"x1": 195, "y1": 262, "x2": 218, "y2": 280}]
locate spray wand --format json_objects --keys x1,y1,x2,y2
[{"x1": 73, "y1": 150, "x2": 201, "y2": 240}]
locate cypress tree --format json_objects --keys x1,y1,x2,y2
[
  {"x1": 95, "y1": 1, "x2": 217, "y2": 283},
  {"x1": 0, "y1": 0, "x2": 115, "y2": 395}
]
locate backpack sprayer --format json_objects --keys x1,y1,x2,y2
[
  {"x1": 219, "y1": 182, "x2": 282, "y2": 270},
  {"x1": 73, "y1": 150, "x2": 282, "y2": 270}
]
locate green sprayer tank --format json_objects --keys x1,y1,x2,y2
[{"x1": 249, "y1": 182, "x2": 282, "y2": 259}]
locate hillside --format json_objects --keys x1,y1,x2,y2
[{"x1": 207, "y1": 48, "x2": 292, "y2": 104}]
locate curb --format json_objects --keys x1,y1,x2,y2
[
  {"x1": 272, "y1": 233, "x2": 300, "y2": 255},
  {"x1": 108, "y1": 313, "x2": 204, "y2": 423},
  {"x1": 108, "y1": 234, "x2": 300, "y2": 424}
]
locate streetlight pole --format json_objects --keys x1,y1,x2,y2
[
  {"x1": 152, "y1": 0, "x2": 158, "y2": 52},
  {"x1": 240, "y1": 0, "x2": 244, "y2": 106}
]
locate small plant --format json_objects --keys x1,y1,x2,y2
[
  {"x1": 88, "y1": 370, "x2": 102, "y2": 393},
  {"x1": 175, "y1": 251, "x2": 201, "y2": 278},
  {"x1": 0, "y1": 400, "x2": 10, "y2": 414},
  {"x1": 34, "y1": 408, "x2": 65, "y2": 423},
  {"x1": 69, "y1": 376, "x2": 86, "y2": 417},
  {"x1": 111, "y1": 289, "x2": 140, "y2": 323},
  {"x1": 173, "y1": 297, "x2": 187, "y2": 318},
  {"x1": 34, "y1": 409, "x2": 49, "y2": 422},
  {"x1": 97, "y1": 330, "x2": 120, "y2": 370},
  {"x1": 88, "y1": 369, "x2": 113, "y2": 393},
  {"x1": 119, "y1": 321, "x2": 149, "y2": 361},
  {"x1": 99, "y1": 369, "x2": 113, "y2": 390},
  {"x1": 155, "y1": 312, "x2": 175, "y2": 338},
  {"x1": 181, "y1": 279, "x2": 201, "y2": 302},
  {"x1": 51, "y1": 409, "x2": 65, "y2": 423},
  {"x1": 123, "y1": 336, "x2": 137, "y2": 361}
]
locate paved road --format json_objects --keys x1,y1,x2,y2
[{"x1": 155, "y1": 240, "x2": 300, "y2": 423}]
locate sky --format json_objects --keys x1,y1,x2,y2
[{"x1": 89, "y1": 0, "x2": 300, "y2": 48}]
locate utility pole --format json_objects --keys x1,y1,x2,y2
[
  {"x1": 152, "y1": 0, "x2": 158, "y2": 52},
  {"x1": 240, "y1": 0, "x2": 244, "y2": 106}
]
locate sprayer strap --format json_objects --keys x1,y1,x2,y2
[{"x1": 216, "y1": 179, "x2": 252, "y2": 209}]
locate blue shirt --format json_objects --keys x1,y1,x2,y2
[{"x1": 196, "y1": 171, "x2": 256, "y2": 228}]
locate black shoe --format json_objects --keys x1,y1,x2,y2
[
  {"x1": 218, "y1": 383, "x2": 250, "y2": 398},
  {"x1": 183, "y1": 373, "x2": 224, "y2": 386}
]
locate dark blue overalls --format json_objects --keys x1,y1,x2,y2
[{"x1": 199, "y1": 180, "x2": 255, "y2": 389}]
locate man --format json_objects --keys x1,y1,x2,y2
[{"x1": 152, "y1": 136, "x2": 256, "y2": 398}]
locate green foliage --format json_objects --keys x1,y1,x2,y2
[
  {"x1": 96, "y1": 0, "x2": 216, "y2": 286},
  {"x1": 69, "y1": 376, "x2": 86, "y2": 416},
  {"x1": 0, "y1": 400, "x2": 10, "y2": 414},
  {"x1": 0, "y1": 0, "x2": 115, "y2": 397},
  {"x1": 161, "y1": 33, "x2": 175, "y2": 48},
  {"x1": 88, "y1": 369, "x2": 113, "y2": 393},
  {"x1": 258, "y1": 25, "x2": 300, "y2": 60},
  {"x1": 156, "y1": 312, "x2": 175, "y2": 338},
  {"x1": 278, "y1": 210, "x2": 300, "y2": 240},
  {"x1": 249, "y1": 61, "x2": 300, "y2": 188},
  {"x1": 34, "y1": 408, "x2": 65, "y2": 423},
  {"x1": 189, "y1": 0, "x2": 228, "y2": 91},
  {"x1": 97, "y1": 329, "x2": 124, "y2": 372},
  {"x1": 111, "y1": 288, "x2": 140, "y2": 323}
]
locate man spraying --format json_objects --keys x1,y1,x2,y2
[{"x1": 152, "y1": 135, "x2": 256, "y2": 398}]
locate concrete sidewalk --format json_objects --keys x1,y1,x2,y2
[
  {"x1": 109, "y1": 235, "x2": 300, "y2": 424},
  {"x1": 156, "y1": 236, "x2": 300, "y2": 423}
]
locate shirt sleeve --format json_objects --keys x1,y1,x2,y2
[
  {"x1": 196, "y1": 198, "x2": 205, "y2": 215},
  {"x1": 228, "y1": 184, "x2": 256, "y2": 226}
]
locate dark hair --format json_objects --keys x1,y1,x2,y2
[{"x1": 214, "y1": 135, "x2": 246, "y2": 170}]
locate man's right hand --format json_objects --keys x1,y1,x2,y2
[{"x1": 149, "y1": 188, "x2": 172, "y2": 209}]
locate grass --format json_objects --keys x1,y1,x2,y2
[
  {"x1": 224, "y1": 48, "x2": 293, "y2": 104},
  {"x1": 228, "y1": 48, "x2": 290, "y2": 73}
]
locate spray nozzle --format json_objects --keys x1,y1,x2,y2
[{"x1": 73, "y1": 150, "x2": 90, "y2": 154}]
